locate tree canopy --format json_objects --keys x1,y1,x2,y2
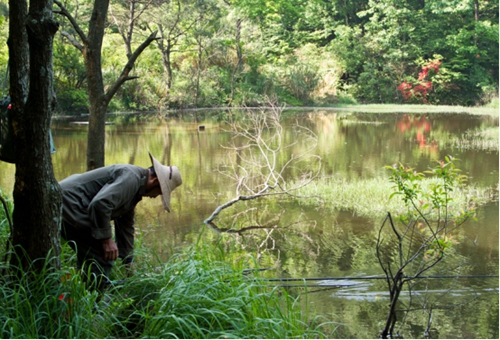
[{"x1": 0, "y1": 0, "x2": 497, "y2": 111}]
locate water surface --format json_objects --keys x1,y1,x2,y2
[{"x1": 0, "y1": 108, "x2": 497, "y2": 338}]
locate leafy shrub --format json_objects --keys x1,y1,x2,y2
[{"x1": 55, "y1": 89, "x2": 89, "y2": 114}]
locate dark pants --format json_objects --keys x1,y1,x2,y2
[{"x1": 61, "y1": 222, "x2": 113, "y2": 293}]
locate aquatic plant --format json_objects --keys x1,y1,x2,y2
[
  {"x1": 448, "y1": 126, "x2": 499, "y2": 151},
  {"x1": 290, "y1": 175, "x2": 494, "y2": 219}
]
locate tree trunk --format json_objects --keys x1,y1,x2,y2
[
  {"x1": 86, "y1": 95, "x2": 107, "y2": 170},
  {"x1": 85, "y1": 0, "x2": 109, "y2": 170},
  {"x1": 195, "y1": 36, "x2": 202, "y2": 106},
  {"x1": 473, "y1": 0, "x2": 479, "y2": 46},
  {"x1": 54, "y1": 0, "x2": 158, "y2": 170},
  {"x1": 229, "y1": 18, "x2": 243, "y2": 104},
  {"x1": 9, "y1": 0, "x2": 62, "y2": 273},
  {"x1": 158, "y1": 26, "x2": 173, "y2": 92},
  {"x1": 474, "y1": 0, "x2": 479, "y2": 21}
]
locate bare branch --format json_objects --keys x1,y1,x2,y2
[
  {"x1": 53, "y1": 0, "x2": 88, "y2": 45},
  {"x1": 204, "y1": 183, "x2": 277, "y2": 225},
  {"x1": 204, "y1": 104, "x2": 321, "y2": 231},
  {"x1": 109, "y1": 0, "x2": 154, "y2": 57},
  {"x1": 59, "y1": 31, "x2": 84, "y2": 52}
]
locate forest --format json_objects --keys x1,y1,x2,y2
[{"x1": 0, "y1": 0, "x2": 498, "y2": 112}]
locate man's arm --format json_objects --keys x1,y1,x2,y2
[
  {"x1": 87, "y1": 168, "x2": 142, "y2": 261},
  {"x1": 115, "y1": 209, "x2": 136, "y2": 276},
  {"x1": 115, "y1": 209, "x2": 135, "y2": 262}
]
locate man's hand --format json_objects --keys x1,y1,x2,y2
[{"x1": 102, "y1": 238, "x2": 118, "y2": 261}]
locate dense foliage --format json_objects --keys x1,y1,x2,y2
[{"x1": 0, "y1": 0, "x2": 497, "y2": 111}]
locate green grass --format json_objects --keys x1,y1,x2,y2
[
  {"x1": 105, "y1": 240, "x2": 338, "y2": 338},
  {"x1": 291, "y1": 176, "x2": 496, "y2": 218},
  {"x1": 0, "y1": 189, "x2": 12, "y2": 253},
  {"x1": 484, "y1": 97, "x2": 499, "y2": 109},
  {"x1": 0, "y1": 252, "x2": 100, "y2": 338},
  {"x1": 0, "y1": 234, "x2": 339, "y2": 339}
]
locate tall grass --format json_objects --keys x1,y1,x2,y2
[
  {"x1": 0, "y1": 251, "x2": 100, "y2": 338},
  {"x1": 105, "y1": 238, "x2": 338, "y2": 338},
  {"x1": 0, "y1": 221, "x2": 338, "y2": 338}
]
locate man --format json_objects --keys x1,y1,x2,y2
[{"x1": 59, "y1": 152, "x2": 182, "y2": 292}]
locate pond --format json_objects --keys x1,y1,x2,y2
[{"x1": 0, "y1": 108, "x2": 498, "y2": 338}]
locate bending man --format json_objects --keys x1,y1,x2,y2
[{"x1": 59, "y1": 152, "x2": 182, "y2": 292}]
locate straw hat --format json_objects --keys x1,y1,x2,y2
[{"x1": 148, "y1": 152, "x2": 182, "y2": 212}]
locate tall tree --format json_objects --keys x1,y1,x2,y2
[
  {"x1": 8, "y1": 0, "x2": 62, "y2": 273},
  {"x1": 54, "y1": 0, "x2": 158, "y2": 170},
  {"x1": 144, "y1": 0, "x2": 213, "y2": 92}
]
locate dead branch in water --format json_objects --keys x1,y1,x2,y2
[{"x1": 204, "y1": 103, "x2": 322, "y2": 229}]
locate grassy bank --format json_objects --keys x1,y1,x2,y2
[
  {"x1": 297, "y1": 102, "x2": 499, "y2": 116},
  {"x1": 59, "y1": 101, "x2": 500, "y2": 118},
  {"x1": 0, "y1": 236, "x2": 339, "y2": 339},
  {"x1": 0, "y1": 189, "x2": 340, "y2": 338}
]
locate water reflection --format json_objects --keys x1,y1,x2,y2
[
  {"x1": 397, "y1": 114, "x2": 438, "y2": 153},
  {"x1": 0, "y1": 109, "x2": 497, "y2": 338}
]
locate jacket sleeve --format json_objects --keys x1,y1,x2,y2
[
  {"x1": 87, "y1": 169, "x2": 141, "y2": 240},
  {"x1": 115, "y1": 209, "x2": 135, "y2": 263}
]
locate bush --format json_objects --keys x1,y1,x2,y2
[{"x1": 55, "y1": 89, "x2": 89, "y2": 114}]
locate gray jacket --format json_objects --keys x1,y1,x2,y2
[{"x1": 59, "y1": 164, "x2": 148, "y2": 260}]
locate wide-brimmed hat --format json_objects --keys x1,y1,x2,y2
[{"x1": 149, "y1": 152, "x2": 182, "y2": 212}]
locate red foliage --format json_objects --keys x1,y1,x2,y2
[{"x1": 398, "y1": 60, "x2": 441, "y2": 103}]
